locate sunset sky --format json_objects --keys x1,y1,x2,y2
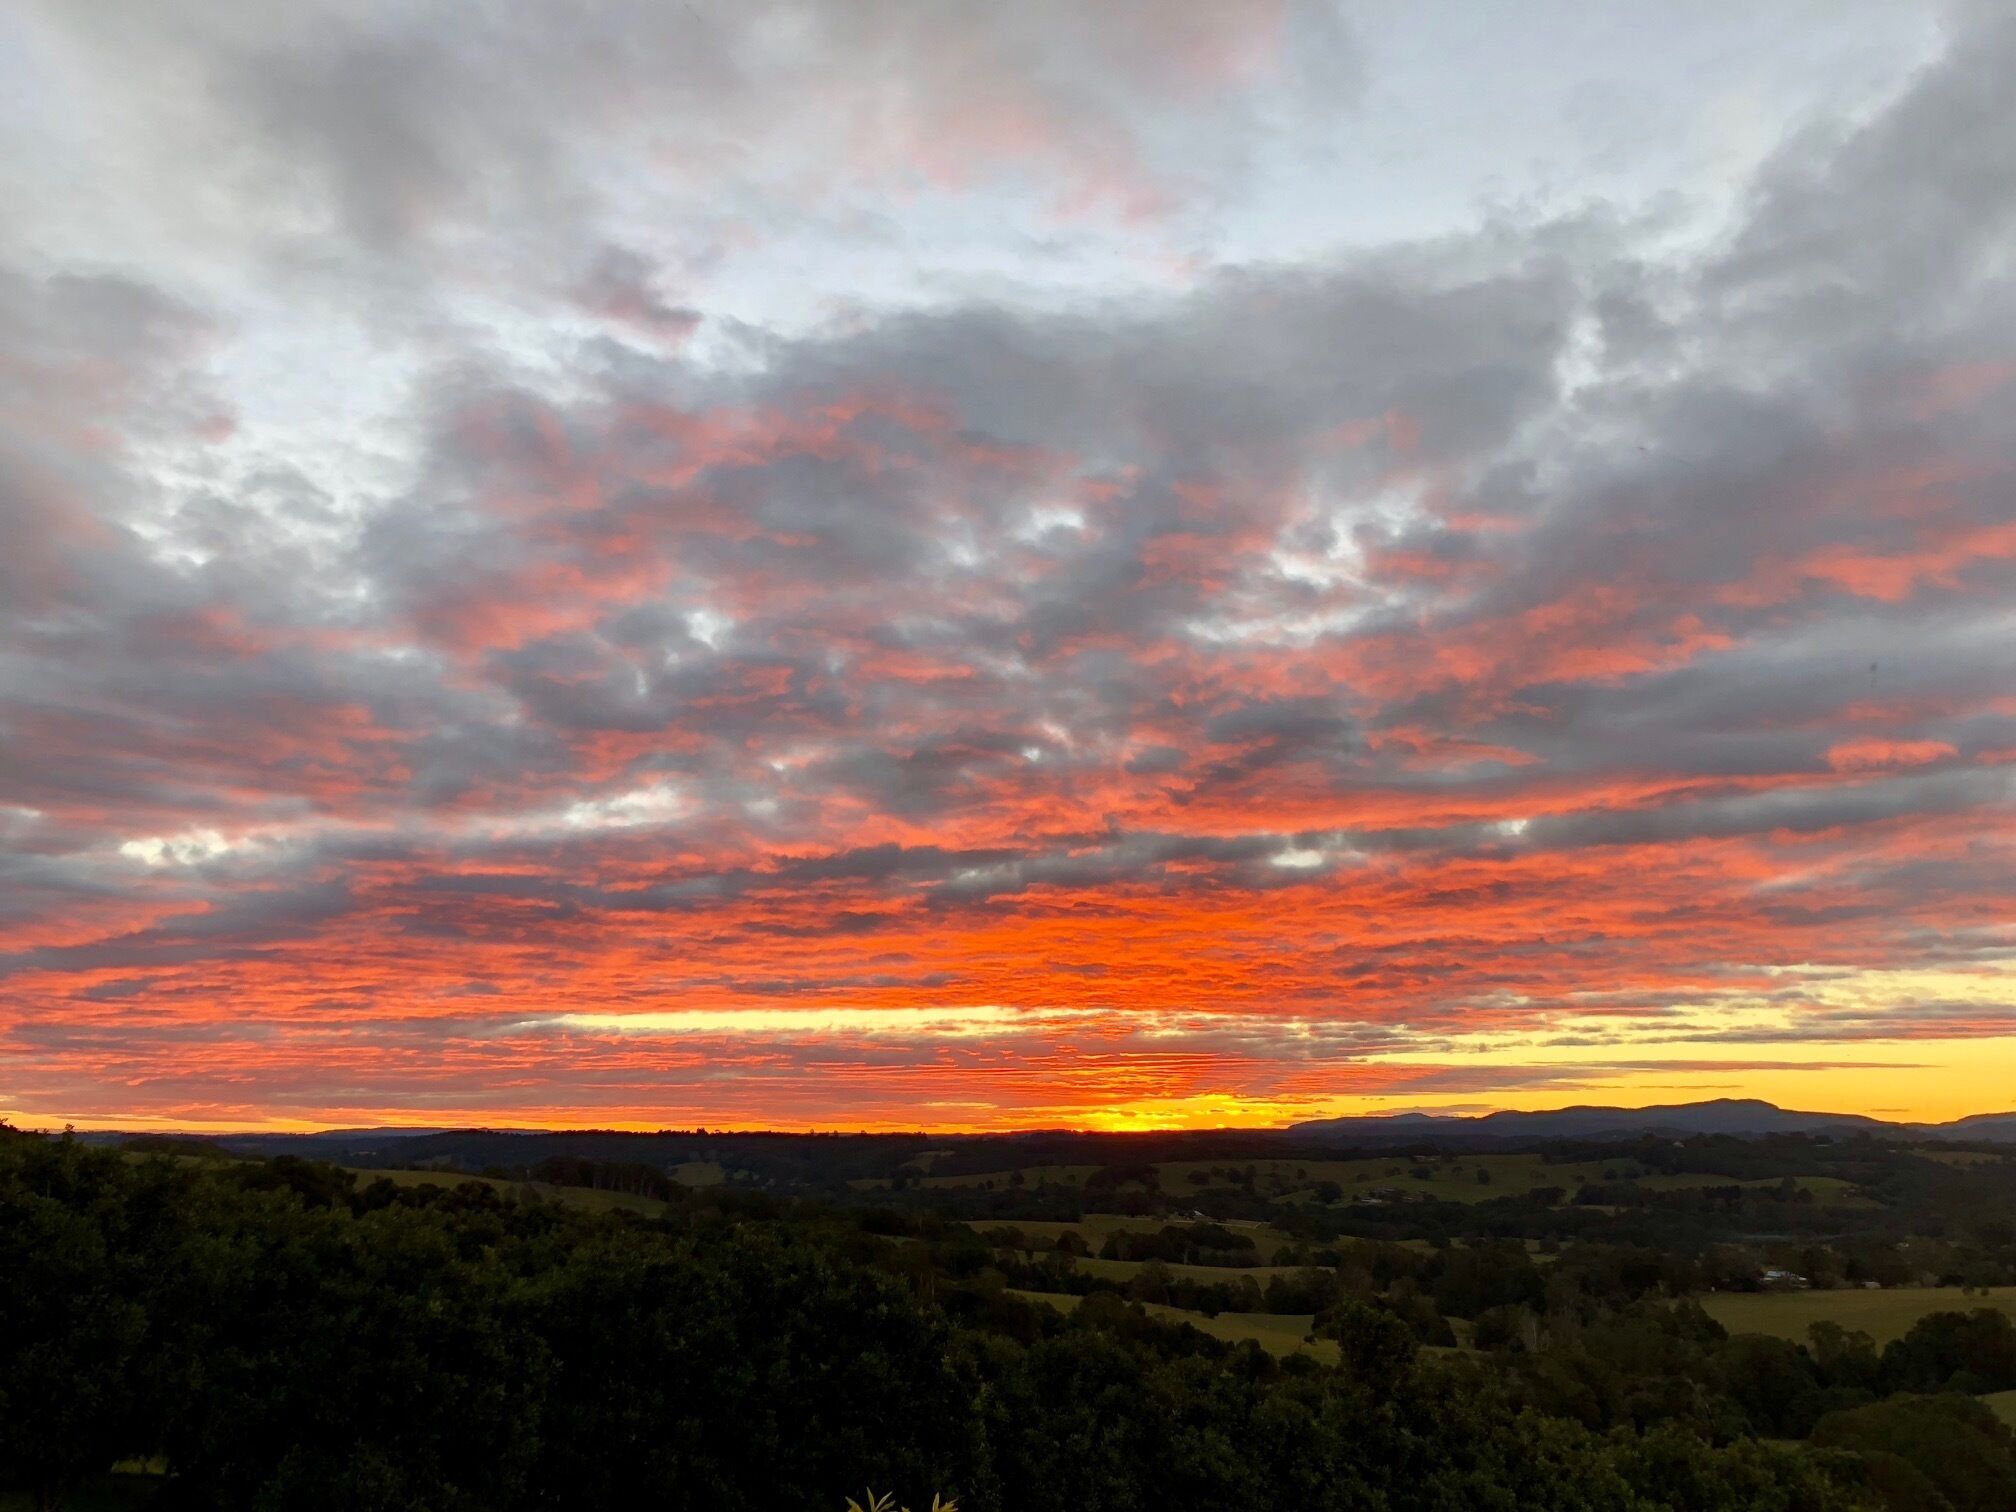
[{"x1": 2, "y1": 1, "x2": 2013, "y2": 1133}]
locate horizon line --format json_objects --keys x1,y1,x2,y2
[{"x1": 17, "y1": 1093, "x2": 2015, "y2": 1142}]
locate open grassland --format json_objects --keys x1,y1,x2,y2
[
  {"x1": 1006, "y1": 1289, "x2": 1338, "y2": 1362},
  {"x1": 1917, "y1": 1148, "x2": 2010, "y2": 1167},
  {"x1": 344, "y1": 1166, "x2": 668, "y2": 1217},
  {"x1": 856, "y1": 1151, "x2": 1875, "y2": 1206},
  {"x1": 1984, "y1": 1390, "x2": 2016, "y2": 1427},
  {"x1": 1178, "y1": 1153, "x2": 1637, "y2": 1204},
  {"x1": 1038, "y1": 1253, "x2": 1328, "y2": 1285},
  {"x1": 917, "y1": 1163, "x2": 1103, "y2": 1190},
  {"x1": 344, "y1": 1166, "x2": 518, "y2": 1195},
  {"x1": 1699, "y1": 1286, "x2": 2016, "y2": 1346},
  {"x1": 1010, "y1": 1286, "x2": 1079, "y2": 1312},
  {"x1": 944, "y1": 1153, "x2": 1638, "y2": 1201},
  {"x1": 1632, "y1": 1173, "x2": 1870, "y2": 1202},
  {"x1": 1003, "y1": 1215, "x2": 1301, "y2": 1261},
  {"x1": 1143, "y1": 1305, "x2": 1337, "y2": 1362},
  {"x1": 1186, "y1": 1152, "x2": 1737, "y2": 1204},
  {"x1": 525, "y1": 1182, "x2": 668, "y2": 1216}
]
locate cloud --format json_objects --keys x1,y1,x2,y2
[
  {"x1": 1, "y1": 4, "x2": 2013, "y2": 1128},
  {"x1": 12, "y1": 0, "x2": 1354, "y2": 278}
]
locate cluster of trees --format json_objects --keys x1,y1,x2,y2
[
  {"x1": 4, "y1": 1136, "x2": 979, "y2": 1511},
  {"x1": 3, "y1": 1128, "x2": 1938, "y2": 1512},
  {"x1": 866, "y1": 1209, "x2": 2016, "y2": 1508},
  {"x1": 1479, "y1": 1298, "x2": 2016, "y2": 1443},
  {"x1": 986, "y1": 1248, "x2": 1348, "y2": 1320},
  {"x1": 1094, "y1": 1220, "x2": 1258, "y2": 1266},
  {"x1": 985, "y1": 1229, "x2": 1723, "y2": 1330}
]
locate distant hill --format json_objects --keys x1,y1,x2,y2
[
  {"x1": 1287, "y1": 1097, "x2": 2015, "y2": 1144},
  {"x1": 1929, "y1": 1111, "x2": 2016, "y2": 1141},
  {"x1": 67, "y1": 1099, "x2": 2016, "y2": 1159}
]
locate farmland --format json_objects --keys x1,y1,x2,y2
[
  {"x1": 1630, "y1": 1173, "x2": 1866, "y2": 1200},
  {"x1": 998, "y1": 1214, "x2": 1301, "y2": 1260},
  {"x1": 1022, "y1": 1253, "x2": 1326, "y2": 1285},
  {"x1": 1699, "y1": 1286, "x2": 2016, "y2": 1345},
  {"x1": 859, "y1": 1150, "x2": 1884, "y2": 1209},
  {"x1": 1007, "y1": 1289, "x2": 1338, "y2": 1363},
  {"x1": 343, "y1": 1165, "x2": 669, "y2": 1217},
  {"x1": 24, "y1": 1121, "x2": 2016, "y2": 1508}
]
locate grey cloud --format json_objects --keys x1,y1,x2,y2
[
  {"x1": 18, "y1": 0, "x2": 1360, "y2": 273},
  {"x1": 3, "y1": 2, "x2": 2014, "y2": 1067}
]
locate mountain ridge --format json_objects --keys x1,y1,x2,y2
[
  {"x1": 56, "y1": 1097, "x2": 2016, "y2": 1147},
  {"x1": 1288, "y1": 1097, "x2": 2016, "y2": 1143}
]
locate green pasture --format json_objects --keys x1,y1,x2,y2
[
  {"x1": 1005, "y1": 1289, "x2": 1337, "y2": 1362},
  {"x1": 1699, "y1": 1286, "x2": 2016, "y2": 1346},
  {"x1": 1035, "y1": 1253, "x2": 1328, "y2": 1285},
  {"x1": 1916, "y1": 1148, "x2": 2008, "y2": 1167},
  {"x1": 855, "y1": 1151, "x2": 1874, "y2": 1207},
  {"x1": 918, "y1": 1163, "x2": 1103, "y2": 1190},
  {"x1": 343, "y1": 1165, "x2": 518, "y2": 1195},
  {"x1": 1632, "y1": 1173, "x2": 1869, "y2": 1202},
  {"x1": 344, "y1": 1166, "x2": 668, "y2": 1217},
  {"x1": 1175, "y1": 1153, "x2": 1643, "y2": 1204},
  {"x1": 1004, "y1": 1215, "x2": 1301, "y2": 1261}
]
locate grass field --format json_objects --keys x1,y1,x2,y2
[
  {"x1": 344, "y1": 1165, "x2": 518, "y2": 1195},
  {"x1": 1917, "y1": 1148, "x2": 2009, "y2": 1167},
  {"x1": 917, "y1": 1163, "x2": 1103, "y2": 1190},
  {"x1": 1984, "y1": 1389, "x2": 2016, "y2": 1427},
  {"x1": 345, "y1": 1166, "x2": 668, "y2": 1217},
  {"x1": 1035, "y1": 1253, "x2": 1326, "y2": 1285},
  {"x1": 1632, "y1": 1173, "x2": 1866, "y2": 1200},
  {"x1": 1006, "y1": 1289, "x2": 1338, "y2": 1362},
  {"x1": 1003, "y1": 1215, "x2": 1301, "y2": 1261},
  {"x1": 1698, "y1": 1286, "x2": 2016, "y2": 1346},
  {"x1": 524, "y1": 1182, "x2": 668, "y2": 1216},
  {"x1": 980, "y1": 1154, "x2": 1640, "y2": 1203},
  {"x1": 1211, "y1": 1153, "x2": 1637, "y2": 1205},
  {"x1": 1143, "y1": 1305, "x2": 1338, "y2": 1362},
  {"x1": 859, "y1": 1152, "x2": 1875, "y2": 1206}
]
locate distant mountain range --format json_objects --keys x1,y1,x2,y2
[
  {"x1": 1287, "y1": 1098, "x2": 2016, "y2": 1144},
  {"x1": 64, "y1": 1099, "x2": 2016, "y2": 1154}
]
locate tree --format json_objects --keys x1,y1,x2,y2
[
  {"x1": 0, "y1": 1134, "x2": 163, "y2": 1511},
  {"x1": 1883, "y1": 1309, "x2": 2016, "y2": 1394},
  {"x1": 1812, "y1": 1394, "x2": 2016, "y2": 1511},
  {"x1": 1313, "y1": 1300, "x2": 1417, "y2": 1391}
]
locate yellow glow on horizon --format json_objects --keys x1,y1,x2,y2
[
  {"x1": 11, "y1": 959, "x2": 2014, "y2": 1134},
  {"x1": 16, "y1": 1036, "x2": 2014, "y2": 1138}
]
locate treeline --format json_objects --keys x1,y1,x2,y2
[
  {"x1": 1484, "y1": 1298, "x2": 2016, "y2": 1438},
  {"x1": 978, "y1": 1222, "x2": 1956, "y2": 1332},
  {"x1": 0, "y1": 1127, "x2": 1921, "y2": 1512}
]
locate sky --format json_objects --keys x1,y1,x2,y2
[{"x1": 2, "y1": 1, "x2": 2013, "y2": 1133}]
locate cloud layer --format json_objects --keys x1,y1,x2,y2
[{"x1": 2, "y1": 2, "x2": 2012, "y2": 1129}]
